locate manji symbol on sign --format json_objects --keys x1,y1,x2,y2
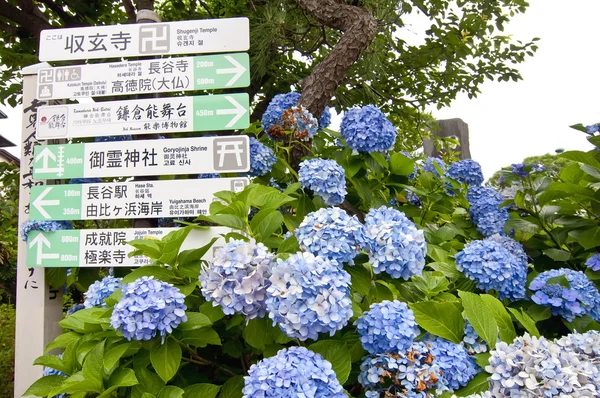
[
  {"x1": 32, "y1": 135, "x2": 250, "y2": 179},
  {"x1": 27, "y1": 227, "x2": 229, "y2": 268},
  {"x1": 39, "y1": 17, "x2": 249, "y2": 61},
  {"x1": 36, "y1": 93, "x2": 250, "y2": 139},
  {"x1": 29, "y1": 177, "x2": 249, "y2": 221},
  {"x1": 37, "y1": 53, "x2": 250, "y2": 100}
]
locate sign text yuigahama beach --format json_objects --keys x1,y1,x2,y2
[
  {"x1": 39, "y1": 17, "x2": 249, "y2": 61},
  {"x1": 27, "y1": 226, "x2": 229, "y2": 268},
  {"x1": 37, "y1": 53, "x2": 250, "y2": 100},
  {"x1": 32, "y1": 135, "x2": 249, "y2": 179},
  {"x1": 36, "y1": 93, "x2": 249, "y2": 139},
  {"x1": 29, "y1": 177, "x2": 249, "y2": 221}
]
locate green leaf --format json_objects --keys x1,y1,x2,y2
[
  {"x1": 543, "y1": 248, "x2": 571, "y2": 261},
  {"x1": 341, "y1": 332, "x2": 366, "y2": 363},
  {"x1": 128, "y1": 239, "x2": 163, "y2": 259},
  {"x1": 308, "y1": 340, "x2": 351, "y2": 385},
  {"x1": 564, "y1": 316, "x2": 600, "y2": 333},
  {"x1": 345, "y1": 265, "x2": 372, "y2": 296},
  {"x1": 251, "y1": 189, "x2": 295, "y2": 209},
  {"x1": 409, "y1": 301, "x2": 463, "y2": 343},
  {"x1": 103, "y1": 342, "x2": 133, "y2": 372},
  {"x1": 34, "y1": 355, "x2": 70, "y2": 375},
  {"x1": 475, "y1": 352, "x2": 491, "y2": 369},
  {"x1": 158, "y1": 227, "x2": 193, "y2": 265},
  {"x1": 178, "y1": 312, "x2": 213, "y2": 331},
  {"x1": 243, "y1": 317, "x2": 272, "y2": 350},
  {"x1": 122, "y1": 266, "x2": 176, "y2": 284},
  {"x1": 196, "y1": 214, "x2": 246, "y2": 231},
  {"x1": 451, "y1": 372, "x2": 491, "y2": 396},
  {"x1": 250, "y1": 209, "x2": 283, "y2": 240},
  {"x1": 579, "y1": 227, "x2": 600, "y2": 250},
  {"x1": 98, "y1": 367, "x2": 139, "y2": 398},
  {"x1": 412, "y1": 271, "x2": 449, "y2": 298},
  {"x1": 427, "y1": 262, "x2": 462, "y2": 279},
  {"x1": 178, "y1": 237, "x2": 219, "y2": 267},
  {"x1": 508, "y1": 308, "x2": 540, "y2": 337},
  {"x1": 181, "y1": 327, "x2": 222, "y2": 347},
  {"x1": 546, "y1": 275, "x2": 570, "y2": 288},
  {"x1": 157, "y1": 386, "x2": 185, "y2": 398},
  {"x1": 480, "y1": 294, "x2": 517, "y2": 343},
  {"x1": 389, "y1": 153, "x2": 415, "y2": 176},
  {"x1": 45, "y1": 332, "x2": 81, "y2": 354},
  {"x1": 150, "y1": 337, "x2": 182, "y2": 383},
  {"x1": 23, "y1": 376, "x2": 66, "y2": 396},
  {"x1": 81, "y1": 340, "x2": 105, "y2": 393},
  {"x1": 219, "y1": 375, "x2": 244, "y2": 398},
  {"x1": 459, "y1": 291, "x2": 498, "y2": 349},
  {"x1": 199, "y1": 302, "x2": 225, "y2": 323},
  {"x1": 183, "y1": 384, "x2": 220, "y2": 398},
  {"x1": 278, "y1": 235, "x2": 300, "y2": 254}
]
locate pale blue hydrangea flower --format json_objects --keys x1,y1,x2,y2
[
  {"x1": 455, "y1": 240, "x2": 527, "y2": 301},
  {"x1": 467, "y1": 186, "x2": 508, "y2": 237},
  {"x1": 486, "y1": 234, "x2": 528, "y2": 266},
  {"x1": 318, "y1": 106, "x2": 332, "y2": 130},
  {"x1": 340, "y1": 104, "x2": 397, "y2": 153},
  {"x1": 299, "y1": 158, "x2": 346, "y2": 206},
  {"x1": 20, "y1": 220, "x2": 72, "y2": 242},
  {"x1": 422, "y1": 157, "x2": 446, "y2": 177},
  {"x1": 199, "y1": 239, "x2": 274, "y2": 320},
  {"x1": 586, "y1": 253, "x2": 600, "y2": 272},
  {"x1": 110, "y1": 276, "x2": 187, "y2": 341},
  {"x1": 43, "y1": 355, "x2": 67, "y2": 398},
  {"x1": 358, "y1": 342, "x2": 444, "y2": 397},
  {"x1": 94, "y1": 135, "x2": 132, "y2": 142},
  {"x1": 586, "y1": 124, "x2": 600, "y2": 135},
  {"x1": 69, "y1": 178, "x2": 102, "y2": 184},
  {"x1": 242, "y1": 346, "x2": 345, "y2": 397},
  {"x1": 66, "y1": 303, "x2": 85, "y2": 316},
  {"x1": 363, "y1": 206, "x2": 427, "y2": 280},
  {"x1": 463, "y1": 321, "x2": 489, "y2": 355},
  {"x1": 530, "y1": 268, "x2": 600, "y2": 322},
  {"x1": 425, "y1": 336, "x2": 480, "y2": 392},
  {"x1": 295, "y1": 207, "x2": 365, "y2": 264},
  {"x1": 266, "y1": 252, "x2": 352, "y2": 341},
  {"x1": 487, "y1": 333, "x2": 600, "y2": 397},
  {"x1": 446, "y1": 159, "x2": 484, "y2": 186},
  {"x1": 355, "y1": 300, "x2": 420, "y2": 355},
  {"x1": 261, "y1": 92, "x2": 329, "y2": 136},
  {"x1": 83, "y1": 276, "x2": 122, "y2": 308},
  {"x1": 555, "y1": 330, "x2": 600, "y2": 361},
  {"x1": 248, "y1": 137, "x2": 276, "y2": 177}
]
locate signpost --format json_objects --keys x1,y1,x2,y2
[
  {"x1": 36, "y1": 93, "x2": 250, "y2": 139},
  {"x1": 37, "y1": 53, "x2": 250, "y2": 100},
  {"x1": 27, "y1": 227, "x2": 229, "y2": 268},
  {"x1": 39, "y1": 17, "x2": 249, "y2": 61},
  {"x1": 32, "y1": 135, "x2": 249, "y2": 179},
  {"x1": 30, "y1": 177, "x2": 249, "y2": 221}
]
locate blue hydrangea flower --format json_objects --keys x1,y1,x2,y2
[
  {"x1": 529, "y1": 268, "x2": 600, "y2": 322},
  {"x1": 198, "y1": 173, "x2": 219, "y2": 179},
  {"x1": 486, "y1": 234, "x2": 528, "y2": 266},
  {"x1": 199, "y1": 239, "x2": 274, "y2": 320},
  {"x1": 446, "y1": 159, "x2": 484, "y2": 186},
  {"x1": 248, "y1": 137, "x2": 276, "y2": 176},
  {"x1": 69, "y1": 178, "x2": 102, "y2": 184},
  {"x1": 83, "y1": 276, "x2": 122, "y2": 308},
  {"x1": 355, "y1": 300, "x2": 420, "y2": 355},
  {"x1": 66, "y1": 303, "x2": 85, "y2": 316},
  {"x1": 262, "y1": 92, "x2": 301, "y2": 132},
  {"x1": 406, "y1": 190, "x2": 422, "y2": 207},
  {"x1": 586, "y1": 124, "x2": 600, "y2": 135},
  {"x1": 511, "y1": 163, "x2": 528, "y2": 177},
  {"x1": 295, "y1": 207, "x2": 365, "y2": 264},
  {"x1": 94, "y1": 135, "x2": 132, "y2": 142},
  {"x1": 266, "y1": 252, "x2": 352, "y2": 341},
  {"x1": 422, "y1": 157, "x2": 446, "y2": 177},
  {"x1": 299, "y1": 158, "x2": 346, "y2": 206},
  {"x1": 275, "y1": 106, "x2": 319, "y2": 141},
  {"x1": 455, "y1": 240, "x2": 527, "y2": 301},
  {"x1": 319, "y1": 106, "x2": 332, "y2": 130},
  {"x1": 363, "y1": 206, "x2": 427, "y2": 280},
  {"x1": 555, "y1": 330, "x2": 600, "y2": 360},
  {"x1": 340, "y1": 104, "x2": 397, "y2": 153},
  {"x1": 586, "y1": 254, "x2": 600, "y2": 272},
  {"x1": 110, "y1": 276, "x2": 187, "y2": 341},
  {"x1": 358, "y1": 342, "x2": 444, "y2": 397},
  {"x1": 43, "y1": 355, "x2": 67, "y2": 398},
  {"x1": 463, "y1": 321, "x2": 489, "y2": 355},
  {"x1": 467, "y1": 186, "x2": 508, "y2": 237},
  {"x1": 425, "y1": 336, "x2": 480, "y2": 392},
  {"x1": 20, "y1": 220, "x2": 72, "y2": 242},
  {"x1": 242, "y1": 346, "x2": 345, "y2": 397},
  {"x1": 487, "y1": 333, "x2": 600, "y2": 397}
]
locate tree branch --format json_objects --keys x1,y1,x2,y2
[
  {"x1": 122, "y1": 0, "x2": 136, "y2": 23},
  {"x1": 36, "y1": 0, "x2": 85, "y2": 27},
  {"x1": 0, "y1": 0, "x2": 52, "y2": 39}
]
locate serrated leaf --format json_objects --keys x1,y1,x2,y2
[
  {"x1": 23, "y1": 376, "x2": 66, "y2": 396},
  {"x1": 480, "y1": 294, "x2": 517, "y2": 343},
  {"x1": 508, "y1": 308, "x2": 540, "y2": 337},
  {"x1": 219, "y1": 375, "x2": 244, "y2": 398},
  {"x1": 459, "y1": 291, "x2": 498, "y2": 349},
  {"x1": 178, "y1": 312, "x2": 212, "y2": 331},
  {"x1": 150, "y1": 337, "x2": 182, "y2": 383},
  {"x1": 183, "y1": 383, "x2": 220, "y2": 398},
  {"x1": 409, "y1": 301, "x2": 463, "y2": 343}
]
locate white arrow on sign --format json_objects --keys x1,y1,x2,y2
[
  {"x1": 217, "y1": 96, "x2": 248, "y2": 128},
  {"x1": 32, "y1": 187, "x2": 60, "y2": 219},
  {"x1": 29, "y1": 233, "x2": 59, "y2": 265},
  {"x1": 216, "y1": 55, "x2": 247, "y2": 87},
  {"x1": 35, "y1": 146, "x2": 65, "y2": 176}
]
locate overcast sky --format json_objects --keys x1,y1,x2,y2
[{"x1": 1, "y1": 0, "x2": 598, "y2": 179}]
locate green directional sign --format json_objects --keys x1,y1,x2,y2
[
  {"x1": 193, "y1": 53, "x2": 250, "y2": 89},
  {"x1": 192, "y1": 94, "x2": 249, "y2": 131}
]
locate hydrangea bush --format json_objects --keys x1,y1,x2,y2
[{"x1": 25, "y1": 101, "x2": 600, "y2": 398}]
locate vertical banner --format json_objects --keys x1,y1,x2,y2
[{"x1": 14, "y1": 63, "x2": 64, "y2": 397}]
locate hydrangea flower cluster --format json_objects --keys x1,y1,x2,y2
[
  {"x1": 199, "y1": 239, "x2": 274, "y2": 320},
  {"x1": 69, "y1": 178, "x2": 102, "y2": 184},
  {"x1": 358, "y1": 342, "x2": 444, "y2": 398},
  {"x1": 20, "y1": 220, "x2": 72, "y2": 242},
  {"x1": 278, "y1": 106, "x2": 319, "y2": 141},
  {"x1": 555, "y1": 330, "x2": 600, "y2": 361},
  {"x1": 586, "y1": 253, "x2": 600, "y2": 272},
  {"x1": 110, "y1": 276, "x2": 187, "y2": 341},
  {"x1": 463, "y1": 321, "x2": 488, "y2": 355},
  {"x1": 362, "y1": 206, "x2": 427, "y2": 280},
  {"x1": 295, "y1": 207, "x2": 365, "y2": 264},
  {"x1": 298, "y1": 158, "x2": 347, "y2": 206},
  {"x1": 511, "y1": 163, "x2": 545, "y2": 176},
  {"x1": 486, "y1": 234, "x2": 528, "y2": 266},
  {"x1": 266, "y1": 252, "x2": 352, "y2": 340},
  {"x1": 586, "y1": 124, "x2": 600, "y2": 135},
  {"x1": 426, "y1": 336, "x2": 480, "y2": 391},
  {"x1": 455, "y1": 239, "x2": 527, "y2": 301},
  {"x1": 83, "y1": 276, "x2": 122, "y2": 308},
  {"x1": 467, "y1": 186, "x2": 508, "y2": 237},
  {"x1": 422, "y1": 157, "x2": 446, "y2": 176},
  {"x1": 486, "y1": 333, "x2": 600, "y2": 397},
  {"x1": 261, "y1": 92, "x2": 301, "y2": 133},
  {"x1": 318, "y1": 106, "x2": 332, "y2": 130},
  {"x1": 242, "y1": 346, "x2": 345, "y2": 397},
  {"x1": 95, "y1": 135, "x2": 132, "y2": 142},
  {"x1": 446, "y1": 159, "x2": 484, "y2": 186},
  {"x1": 529, "y1": 268, "x2": 600, "y2": 322},
  {"x1": 248, "y1": 137, "x2": 276, "y2": 176},
  {"x1": 355, "y1": 300, "x2": 420, "y2": 355},
  {"x1": 406, "y1": 190, "x2": 422, "y2": 207},
  {"x1": 340, "y1": 104, "x2": 397, "y2": 153},
  {"x1": 66, "y1": 303, "x2": 85, "y2": 316}
]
